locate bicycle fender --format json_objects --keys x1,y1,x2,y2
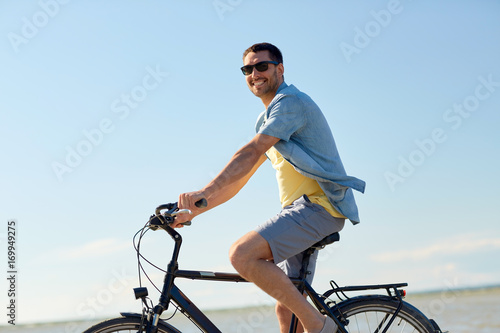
[
  {"x1": 119, "y1": 312, "x2": 182, "y2": 333},
  {"x1": 119, "y1": 312, "x2": 144, "y2": 319},
  {"x1": 330, "y1": 295, "x2": 435, "y2": 331},
  {"x1": 337, "y1": 295, "x2": 429, "y2": 318}
]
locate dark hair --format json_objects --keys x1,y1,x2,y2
[{"x1": 243, "y1": 42, "x2": 283, "y2": 64}]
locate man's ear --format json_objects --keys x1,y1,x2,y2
[{"x1": 277, "y1": 63, "x2": 284, "y2": 78}]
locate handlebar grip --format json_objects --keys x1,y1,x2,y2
[
  {"x1": 181, "y1": 198, "x2": 207, "y2": 226},
  {"x1": 195, "y1": 198, "x2": 207, "y2": 208}
]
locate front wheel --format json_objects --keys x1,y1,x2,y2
[
  {"x1": 331, "y1": 295, "x2": 436, "y2": 333},
  {"x1": 82, "y1": 315, "x2": 181, "y2": 333}
]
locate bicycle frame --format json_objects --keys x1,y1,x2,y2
[
  {"x1": 135, "y1": 221, "x2": 410, "y2": 333},
  {"x1": 151, "y1": 271, "x2": 342, "y2": 333}
]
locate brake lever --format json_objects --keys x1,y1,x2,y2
[
  {"x1": 150, "y1": 198, "x2": 207, "y2": 229},
  {"x1": 148, "y1": 205, "x2": 179, "y2": 230},
  {"x1": 169, "y1": 209, "x2": 193, "y2": 226},
  {"x1": 170, "y1": 209, "x2": 192, "y2": 217}
]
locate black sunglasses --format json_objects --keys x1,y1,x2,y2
[{"x1": 240, "y1": 61, "x2": 279, "y2": 76}]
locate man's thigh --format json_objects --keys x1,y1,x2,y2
[
  {"x1": 230, "y1": 231, "x2": 273, "y2": 261},
  {"x1": 256, "y1": 195, "x2": 345, "y2": 265}
]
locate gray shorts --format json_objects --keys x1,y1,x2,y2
[{"x1": 255, "y1": 195, "x2": 345, "y2": 283}]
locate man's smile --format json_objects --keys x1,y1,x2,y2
[{"x1": 253, "y1": 79, "x2": 266, "y2": 87}]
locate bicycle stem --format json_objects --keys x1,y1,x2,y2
[{"x1": 153, "y1": 224, "x2": 183, "y2": 318}]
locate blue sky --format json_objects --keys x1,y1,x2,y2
[{"x1": 1, "y1": 0, "x2": 500, "y2": 326}]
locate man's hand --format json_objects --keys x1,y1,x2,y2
[{"x1": 172, "y1": 191, "x2": 207, "y2": 228}]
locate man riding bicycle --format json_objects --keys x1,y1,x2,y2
[{"x1": 173, "y1": 42, "x2": 365, "y2": 333}]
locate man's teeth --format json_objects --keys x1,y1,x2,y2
[{"x1": 254, "y1": 81, "x2": 265, "y2": 87}]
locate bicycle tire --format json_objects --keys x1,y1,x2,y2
[
  {"x1": 82, "y1": 315, "x2": 181, "y2": 333},
  {"x1": 331, "y1": 295, "x2": 435, "y2": 333}
]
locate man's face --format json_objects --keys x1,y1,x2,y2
[{"x1": 243, "y1": 51, "x2": 283, "y2": 102}]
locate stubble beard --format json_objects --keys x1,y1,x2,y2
[{"x1": 250, "y1": 71, "x2": 281, "y2": 100}]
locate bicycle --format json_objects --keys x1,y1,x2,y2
[{"x1": 83, "y1": 199, "x2": 446, "y2": 333}]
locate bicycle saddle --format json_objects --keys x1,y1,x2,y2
[{"x1": 312, "y1": 232, "x2": 340, "y2": 249}]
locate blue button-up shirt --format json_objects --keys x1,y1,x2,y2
[{"x1": 255, "y1": 82, "x2": 365, "y2": 224}]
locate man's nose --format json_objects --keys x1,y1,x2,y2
[{"x1": 250, "y1": 67, "x2": 260, "y2": 77}]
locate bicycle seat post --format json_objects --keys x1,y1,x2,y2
[
  {"x1": 286, "y1": 247, "x2": 316, "y2": 333},
  {"x1": 299, "y1": 248, "x2": 315, "y2": 284}
]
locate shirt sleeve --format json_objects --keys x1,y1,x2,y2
[{"x1": 257, "y1": 95, "x2": 305, "y2": 141}]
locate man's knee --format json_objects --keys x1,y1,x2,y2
[
  {"x1": 228, "y1": 240, "x2": 245, "y2": 270},
  {"x1": 228, "y1": 235, "x2": 251, "y2": 271},
  {"x1": 228, "y1": 231, "x2": 272, "y2": 271}
]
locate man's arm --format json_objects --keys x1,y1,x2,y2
[{"x1": 173, "y1": 133, "x2": 279, "y2": 227}]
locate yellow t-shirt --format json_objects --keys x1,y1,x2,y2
[{"x1": 266, "y1": 147, "x2": 346, "y2": 219}]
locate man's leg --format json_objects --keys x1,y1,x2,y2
[
  {"x1": 229, "y1": 231, "x2": 326, "y2": 333},
  {"x1": 276, "y1": 298, "x2": 304, "y2": 333}
]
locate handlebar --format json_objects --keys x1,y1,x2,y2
[{"x1": 149, "y1": 198, "x2": 207, "y2": 230}]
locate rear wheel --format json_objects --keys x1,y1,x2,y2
[
  {"x1": 82, "y1": 316, "x2": 180, "y2": 333},
  {"x1": 332, "y1": 296, "x2": 435, "y2": 333}
]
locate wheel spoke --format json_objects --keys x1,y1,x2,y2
[{"x1": 332, "y1": 297, "x2": 434, "y2": 333}]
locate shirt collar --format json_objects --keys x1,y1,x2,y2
[{"x1": 276, "y1": 81, "x2": 288, "y2": 94}]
